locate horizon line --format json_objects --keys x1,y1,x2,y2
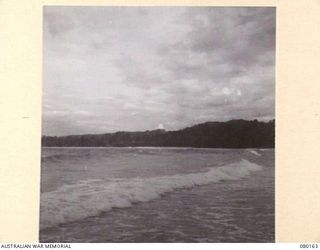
[{"x1": 42, "y1": 118, "x2": 275, "y2": 138}]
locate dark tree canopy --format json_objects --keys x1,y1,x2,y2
[{"x1": 42, "y1": 119, "x2": 275, "y2": 148}]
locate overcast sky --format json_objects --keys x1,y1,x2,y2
[{"x1": 43, "y1": 7, "x2": 275, "y2": 136}]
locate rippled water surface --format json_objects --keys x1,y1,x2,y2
[{"x1": 40, "y1": 147, "x2": 274, "y2": 242}]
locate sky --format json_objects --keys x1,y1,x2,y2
[{"x1": 43, "y1": 7, "x2": 275, "y2": 136}]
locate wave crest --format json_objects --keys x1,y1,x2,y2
[{"x1": 40, "y1": 159, "x2": 262, "y2": 229}]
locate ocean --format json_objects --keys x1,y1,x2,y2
[{"x1": 40, "y1": 147, "x2": 274, "y2": 242}]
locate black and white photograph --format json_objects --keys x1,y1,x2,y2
[{"x1": 40, "y1": 6, "x2": 275, "y2": 243}]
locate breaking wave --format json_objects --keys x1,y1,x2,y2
[
  {"x1": 249, "y1": 150, "x2": 262, "y2": 156},
  {"x1": 40, "y1": 159, "x2": 262, "y2": 229},
  {"x1": 41, "y1": 153, "x2": 91, "y2": 162}
]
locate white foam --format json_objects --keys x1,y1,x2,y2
[
  {"x1": 259, "y1": 148, "x2": 273, "y2": 152},
  {"x1": 40, "y1": 159, "x2": 262, "y2": 229},
  {"x1": 249, "y1": 150, "x2": 261, "y2": 156}
]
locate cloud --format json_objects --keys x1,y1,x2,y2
[
  {"x1": 157, "y1": 123, "x2": 164, "y2": 130},
  {"x1": 43, "y1": 7, "x2": 275, "y2": 136}
]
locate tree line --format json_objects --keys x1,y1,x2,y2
[{"x1": 42, "y1": 119, "x2": 275, "y2": 148}]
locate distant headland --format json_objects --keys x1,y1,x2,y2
[{"x1": 42, "y1": 119, "x2": 275, "y2": 148}]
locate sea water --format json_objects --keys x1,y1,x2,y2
[{"x1": 40, "y1": 147, "x2": 274, "y2": 242}]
